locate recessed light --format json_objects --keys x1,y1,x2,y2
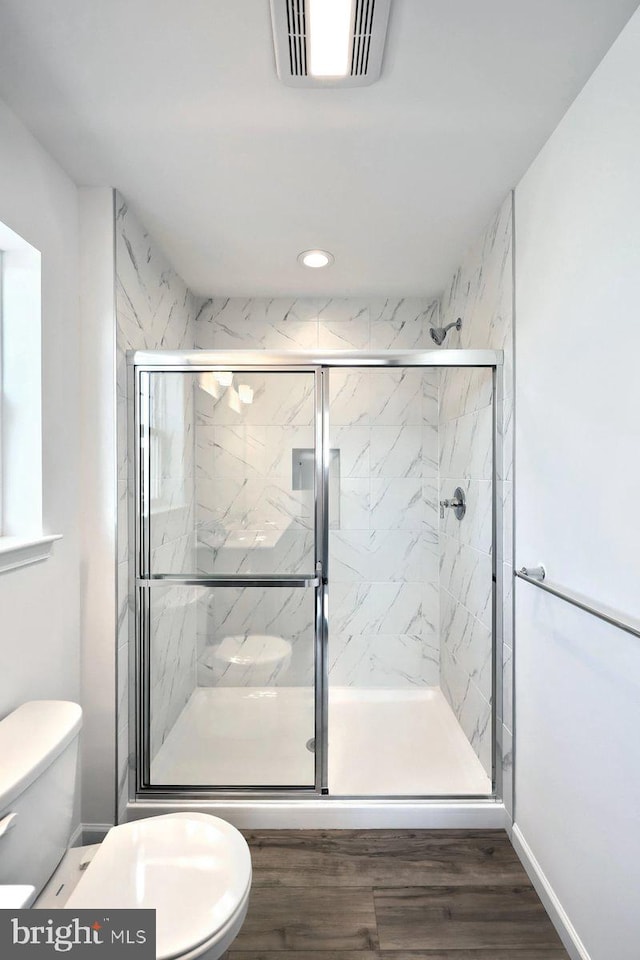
[{"x1": 298, "y1": 249, "x2": 334, "y2": 269}]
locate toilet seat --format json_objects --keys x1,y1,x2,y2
[
  {"x1": 169, "y1": 888, "x2": 250, "y2": 960},
  {"x1": 66, "y1": 813, "x2": 251, "y2": 960}
]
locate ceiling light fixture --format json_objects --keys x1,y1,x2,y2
[
  {"x1": 308, "y1": 0, "x2": 353, "y2": 78},
  {"x1": 298, "y1": 249, "x2": 334, "y2": 269},
  {"x1": 270, "y1": 0, "x2": 391, "y2": 88}
]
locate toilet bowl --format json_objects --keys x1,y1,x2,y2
[
  {"x1": 0, "y1": 702, "x2": 252, "y2": 960},
  {"x1": 67, "y1": 813, "x2": 252, "y2": 960}
]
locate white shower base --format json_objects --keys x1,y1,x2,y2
[
  {"x1": 151, "y1": 685, "x2": 492, "y2": 797},
  {"x1": 330, "y1": 687, "x2": 492, "y2": 796}
]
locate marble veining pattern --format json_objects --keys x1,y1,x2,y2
[
  {"x1": 195, "y1": 306, "x2": 442, "y2": 691},
  {"x1": 115, "y1": 193, "x2": 199, "y2": 817},
  {"x1": 326, "y1": 367, "x2": 440, "y2": 688},
  {"x1": 329, "y1": 634, "x2": 439, "y2": 688},
  {"x1": 195, "y1": 297, "x2": 440, "y2": 354},
  {"x1": 437, "y1": 192, "x2": 514, "y2": 777}
]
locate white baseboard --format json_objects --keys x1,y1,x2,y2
[
  {"x1": 80, "y1": 823, "x2": 113, "y2": 844},
  {"x1": 69, "y1": 823, "x2": 84, "y2": 848},
  {"x1": 511, "y1": 824, "x2": 591, "y2": 960}
]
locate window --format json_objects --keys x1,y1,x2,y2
[{"x1": 0, "y1": 218, "x2": 60, "y2": 572}]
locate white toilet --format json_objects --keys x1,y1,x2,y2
[{"x1": 0, "y1": 701, "x2": 252, "y2": 960}]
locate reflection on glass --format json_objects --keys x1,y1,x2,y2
[
  {"x1": 149, "y1": 585, "x2": 316, "y2": 787},
  {"x1": 148, "y1": 371, "x2": 317, "y2": 576}
]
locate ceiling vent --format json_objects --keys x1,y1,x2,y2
[{"x1": 270, "y1": 0, "x2": 391, "y2": 88}]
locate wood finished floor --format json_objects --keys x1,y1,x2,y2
[{"x1": 225, "y1": 830, "x2": 570, "y2": 959}]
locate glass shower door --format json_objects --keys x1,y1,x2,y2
[
  {"x1": 138, "y1": 367, "x2": 323, "y2": 791},
  {"x1": 326, "y1": 364, "x2": 495, "y2": 797}
]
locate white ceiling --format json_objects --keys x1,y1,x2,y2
[{"x1": 0, "y1": 0, "x2": 637, "y2": 297}]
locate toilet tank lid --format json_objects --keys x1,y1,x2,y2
[{"x1": 0, "y1": 701, "x2": 82, "y2": 810}]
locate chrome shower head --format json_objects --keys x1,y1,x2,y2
[{"x1": 429, "y1": 317, "x2": 462, "y2": 345}]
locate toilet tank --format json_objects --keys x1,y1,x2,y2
[{"x1": 0, "y1": 701, "x2": 82, "y2": 895}]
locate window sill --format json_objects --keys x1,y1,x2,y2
[{"x1": 0, "y1": 535, "x2": 63, "y2": 575}]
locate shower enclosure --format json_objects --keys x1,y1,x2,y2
[{"x1": 131, "y1": 349, "x2": 503, "y2": 800}]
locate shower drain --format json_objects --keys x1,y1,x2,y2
[{"x1": 306, "y1": 738, "x2": 316, "y2": 753}]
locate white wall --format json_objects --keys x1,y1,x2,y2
[
  {"x1": 0, "y1": 97, "x2": 82, "y2": 825},
  {"x1": 79, "y1": 188, "x2": 117, "y2": 829},
  {"x1": 514, "y1": 9, "x2": 640, "y2": 959}
]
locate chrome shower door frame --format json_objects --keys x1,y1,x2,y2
[
  {"x1": 129, "y1": 349, "x2": 505, "y2": 804},
  {"x1": 133, "y1": 361, "x2": 327, "y2": 796}
]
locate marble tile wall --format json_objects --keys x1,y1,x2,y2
[
  {"x1": 194, "y1": 371, "x2": 317, "y2": 686},
  {"x1": 194, "y1": 297, "x2": 440, "y2": 351},
  {"x1": 115, "y1": 193, "x2": 198, "y2": 817},
  {"x1": 438, "y1": 366, "x2": 494, "y2": 774},
  {"x1": 436, "y1": 192, "x2": 514, "y2": 787},
  {"x1": 194, "y1": 299, "x2": 442, "y2": 688},
  {"x1": 327, "y1": 368, "x2": 440, "y2": 688}
]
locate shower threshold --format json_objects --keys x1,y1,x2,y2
[{"x1": 150, "y1": 686, "x2": 492, "y2": 797}]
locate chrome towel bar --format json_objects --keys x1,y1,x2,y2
[
  {"x1": 515, "y1": 567, "x2": 640, "y2": 640},
  {"x1": 139, "y1": 573, "x2": 320, "y2": 589}
]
